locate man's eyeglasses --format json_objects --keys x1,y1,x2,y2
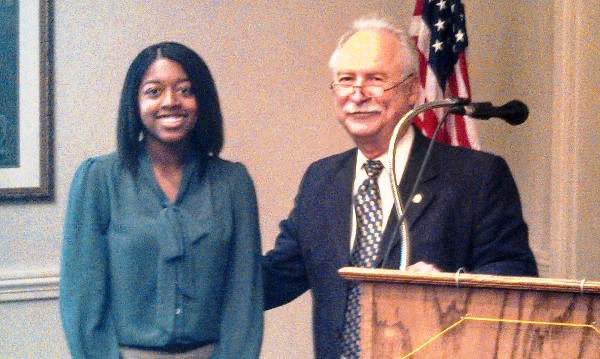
[{"x1": 330, "y1": 74, "x2": 414, "y2": 98}]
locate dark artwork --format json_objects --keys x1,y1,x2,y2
[{"x1": 0, "y1": 1, "x2": 19, "y2": 168}]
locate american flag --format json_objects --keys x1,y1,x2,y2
[{"x1": 410, "y1": 0, "x2": 480, "y2": 149}]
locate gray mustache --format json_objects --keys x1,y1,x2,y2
[{"x1": 342, "y1": 103, "x2": 383, "y2": 114}]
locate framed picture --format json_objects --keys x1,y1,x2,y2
[{"x1": 0, "y1": 0, "x2": 54, "y2": 200}]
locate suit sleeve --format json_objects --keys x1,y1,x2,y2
[
  {"x1": 59, "y1": 158, "x2": 120, "y2": 359},
  {"x1": 262, "y1": 168, "x2": 312, "y2": 310},
  {"x1": 469, "y1": 156, "x2": 538, "y2": 276},
  {"x1": 210, "y1": 163, "x2": 264, "y2": 359}
]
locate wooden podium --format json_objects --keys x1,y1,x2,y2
[{"x1": 339, "y1": 268, "x2": 600, "y2": 358}]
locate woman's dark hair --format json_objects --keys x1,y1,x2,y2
[{"x1": 117, "y1": 42, "x2": 224, "y2": 175}]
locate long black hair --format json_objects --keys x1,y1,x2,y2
[{"x1": 117, "y1": 42, "x2": 224, "y2": 175}]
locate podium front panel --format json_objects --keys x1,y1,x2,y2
[{"x1": 338, "y1": 268, "x2": 600, "y2": 359}]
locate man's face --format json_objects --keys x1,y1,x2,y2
[{"x1": 331, "y1": 30, "x2": 418, "y2": 155}]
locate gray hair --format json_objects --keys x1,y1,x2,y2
[{"x1": 328, "y1": 16, "x2": 419, "y2": 77}]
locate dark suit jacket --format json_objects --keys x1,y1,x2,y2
[{"x1": 263, "y1": 128, "x2": 538, "y2": 359}]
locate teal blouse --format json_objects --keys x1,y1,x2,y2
[{"x1": 59, "y1": 152, "x2": 263, "y2": 358}]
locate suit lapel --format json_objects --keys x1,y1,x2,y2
[
  {"x1": 377, "y1": 128, "x2": 439, "y2": 268},
  {"x1": 320, "y1": 150, "x2": 357, "y2": 269},
  {"x1": 399, "y1": 129, "x2": 438, "y2": 226}
]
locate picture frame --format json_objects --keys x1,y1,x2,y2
[{"x1": 0, "y1": 0, "x2": 54, "y2": 201}]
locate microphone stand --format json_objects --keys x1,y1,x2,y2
[{"x1": 387, "y1": 97, "x2": 469, "y2": 270}]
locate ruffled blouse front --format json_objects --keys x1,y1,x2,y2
[{"x1": 60, "y1": 151, "x2": 263, "y2": 358}]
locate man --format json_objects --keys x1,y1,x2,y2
[{"x1": 263, "y1": 17, "x2": 537, "y2": 359}]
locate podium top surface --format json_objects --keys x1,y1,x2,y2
[{"x1": 338, "y1": 267, "x2": 600, "y2": 294}]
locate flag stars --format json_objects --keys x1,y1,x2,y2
[
  {"x1": 432, "y1": 39, "x2": 444, "y2": 52},
  {"x1": 436, "y1": 0, "x2": 447, "y2": 11},
  {"x1": 434, "y1": 19, "x2": 446, "y2": 31},
  {"x1": 455, "y1": 29, "x2": 466, "y2": 42}
]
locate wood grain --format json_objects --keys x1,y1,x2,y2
[{"x1": 339, "y1": 268, "x2": 600, "y2": 358}]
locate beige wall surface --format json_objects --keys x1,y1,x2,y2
[{"x1": 0, "y1": 1, "x2": 597, "y2": 358}]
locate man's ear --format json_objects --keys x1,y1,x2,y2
[{"x1": 407, "y1": 76, "x2": 420, "y2": 106}]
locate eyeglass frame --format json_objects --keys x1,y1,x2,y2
[{"x1": 330, "y1": 73, "x2": 415, "y2": 98}]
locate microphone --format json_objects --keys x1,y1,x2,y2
[{"x1": 450, "y1": 100, "x2": 529, "y2": 125}]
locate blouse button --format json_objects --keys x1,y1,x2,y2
[{"x1": 175, "y1": 308, "x2": 182, "y2": 315}]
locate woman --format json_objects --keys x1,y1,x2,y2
[{"x1": 60, "y1": 42, "x2": 263, "y2": 358}]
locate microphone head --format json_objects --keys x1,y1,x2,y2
[{"x1": 501, "y1": 100, "x2": 529, "y2": 125}]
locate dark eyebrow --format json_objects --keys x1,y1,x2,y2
[{"x1": 140, "y1": 77, "x2": 191, "y2": 87}]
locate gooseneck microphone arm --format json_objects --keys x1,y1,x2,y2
[
  {"x1": 385, "y1": 98, "x2": 528, "y2": 270},
  {"x1": 386, "y1": 98, "x2": 470, "y2": 270},
  {"x1": 387, "y1": 97, "x2": 469, "y2": 270}
]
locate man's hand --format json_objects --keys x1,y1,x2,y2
[{"x1": 406, "y1": 261, "x2": 441, "y2": 273}]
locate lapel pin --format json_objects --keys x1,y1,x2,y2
[{"x1": 412, "y1": 193, "x2": 423, "y2": 204}]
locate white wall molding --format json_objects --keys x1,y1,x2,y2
[
  {"x1": 549, "y1": 0, "x2": 584, "y2": 279},
  {"x1": 0, "y1": 269, "x2": 59, "y2": 302}
]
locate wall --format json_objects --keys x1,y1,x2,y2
[
  {"x1": 467, "y1": 0, "x2": 556, "y2": 272},
  {"x1": 0, "y1": 1, "x2": 597, "y2": 358}
]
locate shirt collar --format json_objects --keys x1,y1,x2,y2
[{"x1": 355, "y1": 125, "x2": 415, "y2": 182}]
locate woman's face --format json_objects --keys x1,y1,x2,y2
[{"x1": 138, "y1": 58, "x2": 198, "y2": 146}]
